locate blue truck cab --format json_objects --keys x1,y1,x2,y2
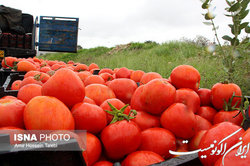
[{"x1": 0, "y1": 5, "x2": 79, "y2": 59}]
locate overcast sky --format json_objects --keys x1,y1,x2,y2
[{"x1": 2, "y1": 0, "x2": 248, "y2": 48}]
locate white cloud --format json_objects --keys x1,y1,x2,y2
[{"x1": 2, "y1": 0, "x2": 249, "y2": 48}]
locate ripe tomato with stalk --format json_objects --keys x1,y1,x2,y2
[
  {"x1": 211, "y1": 82, "x2": 242, "y2": 110},
  {"x1": 101, "y1": 102, "x2": 141, "y2": 160},
  {"x1": 213, "y1": 94, "x2": 248, "y2": 127}
]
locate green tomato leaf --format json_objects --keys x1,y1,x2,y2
[{"x1": 222, "y1": 35, "x2": 232, "y2": 41}]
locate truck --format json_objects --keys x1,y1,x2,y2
[{"x1": 0, "y1": 5, "x2": 79, "y2": 60}]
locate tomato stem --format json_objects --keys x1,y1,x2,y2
[
  {"x1": 230, "y1": 95, "x2": 249, "y2": 127},
  {"x1": 222, "y1": 80, "x2": 229, "y2": 84},
  {"x1": 105, "y1": 102, "x2": 137, "y2": 124},
  {"x1": 3, "y1": 56, "x2": 18, "y2": 70},
  {"x1": 34, "y1": 74, "x2": 45, "y2": 82},
  {"x1": 3, "y1": 57, "x2": 13, "y2": 69}
]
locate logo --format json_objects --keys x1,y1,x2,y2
[
  {"x1": 169, "y1": 128, "x2": 249, "y2": 166},
  {"x1": 0, "y1": 130, "x2": 86, "y2": 152}
]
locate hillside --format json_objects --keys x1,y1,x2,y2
[{"x1": 40, "y1": 41, "x2": 250, "y2": 95}]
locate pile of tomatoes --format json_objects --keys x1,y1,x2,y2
[{"x1": 0, "y1": 56, "x2": 249, "y2": 166}]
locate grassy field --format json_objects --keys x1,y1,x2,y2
[{"x1": 40, "y1": 41, "x2": 250, "y2": 95}]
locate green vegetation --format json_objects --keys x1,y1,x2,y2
[
  {"x1": 40, "y1": 41, "x2": 250, "y2": 95},
  {"x1": 201, "y1": 0, "x2": 249, "y2": 83}
]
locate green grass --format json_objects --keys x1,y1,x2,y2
[{"x1": 40, "y1": 41, "x2": 250, "y2": 95}]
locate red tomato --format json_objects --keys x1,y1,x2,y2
[
  {"x1": 20, "y1": 76, "x2": 43, "y2": 88},
  {"x1": 11, "y1": 80, "x2": 22, "y2": 90},
  {"x1": 51, "y1": 63, "x2": 65, "y2": 70},
  {"x1": 213, "y1": 110, "x2": 243, "y2": 126},
  {"x1": 131, "y1": 111, "x2": 160, "y2": 131},
  {"x1": 1, "y1": 57, "x2": 17, "y2": 68},
  {"x1": 99, "y1": 68, "x2": 114, "y2": 75},
  {"x1": 195, "y1": 115, "x2": 212, "y2": 132},
  {"x1": 67, "y1": 60, "x2": 74, "y2": 64},
  {"x1": 85, "y1": 84, "x2": 116, "y2": 105},
  {"x1": 35, "y1": 72, "x2": 50, "y2": 83},
  {"x1": 140, "y1": 79, "x2": 176, "y2": 115},
  {"x1": 47, "y1": 60, "x2": 57, "y2": 67},
  {"x1": 24, "y1": 71, "x2": 40, "y2": 78},
  {"x1": 40, "y1": 66, "x2": 52, "y2": 73},
  {"x1": 130, "y1": 70, "x2": 145, "y2": 83},
  {"x1": 139, "y1": 128, "x2": 176, "y2": 159},
  {"x1": 211, "y1": 82, "x2": 242, "y2": 110},
  {"x1": 88, "y1": 63, "x2": 99, "y2": 71},
  {"x1": 74, "y1": 64, "x2": 88, "y2": 72},
  {"x1": 84, "y1": 75, "x2": 105, "y2": 86},
  {"x1": 57, "y1": 61, "x2": 66, "y2": 65},
  {"x1": 160, "y1": 103, "x2": 197, "y2": 139},
  {"x1": 214, "y1": 148, "x2": 249, "y2": 166},
  {"x1": 17, "y1": 84, "x2": 42, "y2": 104},
  {"x1": 17, "y1": 60, "x2": 37, "y2": 72},
  {"x1": 0, "y1": 98, "x2": 26, "y2": 128},
  {"x1": 197, "y1": 88, "x2": 212, "y2": 106},
  {"x1": 197, "y1": 106, "x2": 217, "y2": 123},
  {"x1": 92, "y1": 161, "x2": 113, "y2": 166},
  {"x1": 42, "y1": 68, "x2": 85, "y2": 108},
  {"x1": 189, "y1": 130, "x2": 207, "y2": 151},
  {"x1": 33, "y1": 57, "x2": 41, "y2": 63},
  {"x1": 72, "y1": 102, "x2": 107, "y2": 134},
  {"x1": 77, "y1": 71, "x2": 92, "y2": 83},
  {"x1": 100, "y1": 120, "x2": 141, "y2": 160},
  {"x1": 85, "y1": 133, "x2": 102, "y2": 166},
  {"x1": 115, "y1": 67, "x2": 131, "y2": 78},
  {"x1": 99, "y1": 73, "x2": 114, "y2": 82},
  {"x1": 140, "y1": 72, "x2": 162, "y2": 85},
  {"x1": 175, "y1": 88, "x2": 200, "y2": 113},
  {"x1": 1, "y1": 96, "x2": 17, "y2": 100},
  {"x1": 83, "y1": 96, "x2": 96, "y2": 105},
  {"x1": 105, "y1": 80, "x2": 112, "y2": 87},
  {"x1": 24, "y1": 96, "x2": 75, "y2": 130},
  {"x1": 68, "y1": 66, "x2": 75, "y2": 70},
  {"x1": 108, "y1": 78, "x2": 137, "y2": 104},
  {"x1": 170, "y1": 65, "x2": 200, "y2": 91},
  {"x1": 100, "y1": 98, "x2": 130, "y2": 124},
  {"x1": 198, "y1": 122, "x2": 245, "y2": 166},
  {"x1": 130, "y1": 85, "x2": 144, "y2": 112},
  {"x1": 121, "y1": 151, "x2": 164, "y2": 166},
  {"x1": 240, "y1": 128, "x2": 250, "y2": 146}
]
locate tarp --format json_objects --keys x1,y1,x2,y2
[{"x1": 0, "y1": 5, "x2": 25, "y2": 34}]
